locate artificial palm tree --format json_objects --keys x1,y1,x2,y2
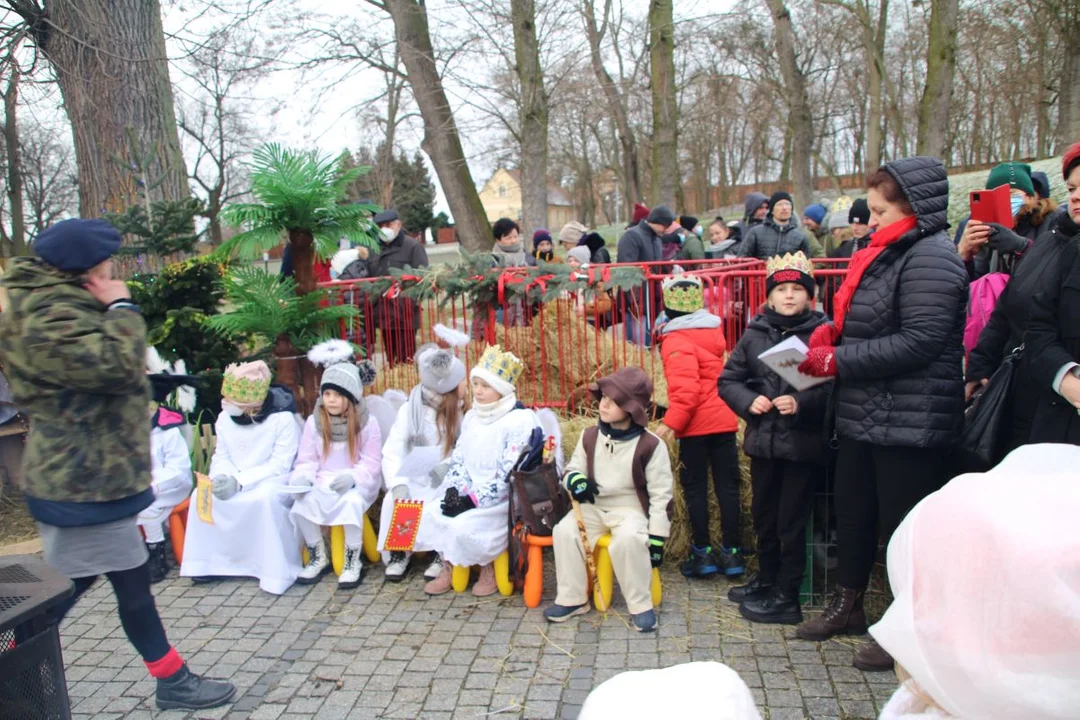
[
  {"x1": 219, "y1": 143, "x2": 377, "y2": 294},
  {"x1": 207, "y1": 266, "x2": 360, "y2": 410}
]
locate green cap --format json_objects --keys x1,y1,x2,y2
[{"x1": 986, "y1": 162, "x2": 1034, "y2": 196}]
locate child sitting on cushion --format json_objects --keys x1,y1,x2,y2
[
  {"x1": 544, "y1": 367, "x2": 674, "y2": 633},
  {"x1": 379, "y1": 335, "x2": 469, "y2": 583},
  {"x1": 180, "y1": 361, "x2": 301, "y2": 594},
  {"x1": 421, "y1": 345, "x2": 539, "y2": 597},
  {"x1": 291, "y1": 341, "x2": 382, "y2": 589},
  {"x1": 719, "y1": 252, "x2": 832, "y2": 626}
]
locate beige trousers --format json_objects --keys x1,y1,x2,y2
[{"x1": 553, "y1": 504, "x2": 653, "y2": 614}]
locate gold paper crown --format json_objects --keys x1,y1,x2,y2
[
  {"x1": 661, "y1": 275, "x2": 704, "y2": 313},
  {"x1": 476, "y1": 345, "x2": 524, "y2": 386},
  {"x1": 766, "y1": 251, "x2": 814, "y2": 279}
]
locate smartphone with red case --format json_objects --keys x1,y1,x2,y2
[{"x1": 969, "y1": 184, "x2": 1014, "y2": 229}]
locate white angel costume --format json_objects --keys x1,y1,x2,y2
[
  {"x1": 180, "y1": 387, "x2": 301, "y2": 594},
  {"x1": 137, "y1": 407, "x2": 193, "y2": 544}
]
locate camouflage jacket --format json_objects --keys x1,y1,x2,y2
[{"x1": 0, "y1": 258, "x2": 151, "y2": 504}]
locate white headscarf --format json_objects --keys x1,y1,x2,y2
[
  {"x1": 873, "y1": 444, "x2": 1080, "y2": 720},
  {"x1": 579, "y1": 662, "x2": 761, "y2": 720}
]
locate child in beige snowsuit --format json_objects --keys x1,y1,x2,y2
[{"x1": 545, "y1": 367, "x2": 674, "y2": 632}]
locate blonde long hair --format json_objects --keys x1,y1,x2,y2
[
  {"x1": 318, "y1": 399, "x2": 361, "y2": 461},
  {"x1": 435, "y1": 385, "x2": 469, "y2": 457}
]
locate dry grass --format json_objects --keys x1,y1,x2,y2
[{"x1": 0, "y1": 491, "x2": 37, "y2": 546}]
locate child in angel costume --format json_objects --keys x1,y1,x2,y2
[
  {"x1": 180, "y1": 361, "x2": 302, "y2": 594},
  {"x1": 140, "y1": 348, "x2": 199, "y2": 583},
  {"x1": 422, "y1": 345, "x2": 540, "y2": 597},
  {"x1": 379, "y1": 324, "x2": 470, "y2": 582},
  {"x1": 290, "y1": 341, "x2": 382, "y2": 589}
]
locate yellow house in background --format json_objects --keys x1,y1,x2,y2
[{"x1": 478, "y1": 168, "x2": 576, "y2": 231}]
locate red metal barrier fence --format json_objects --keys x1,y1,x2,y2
[{"x1": 319, "y1": 257, "x2": 851, "y2": 408}]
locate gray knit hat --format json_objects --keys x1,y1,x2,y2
[
  {"x1": 416, "y1": 345, "x2": 466, "y2": 395},
  {"x1": 567, "y1": 246, "x2": 591, "y2": 265},
  {"x1": 828, "y1": 211, "x2": 850, "y2": 231},
  {"x1": 308, "y1": 339, "x2": 376, "y2": 405}
]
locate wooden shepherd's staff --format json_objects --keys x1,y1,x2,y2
[{"x1": 571, "y1": 498, "x2": 607, "y2": 612}]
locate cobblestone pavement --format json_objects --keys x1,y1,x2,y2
[{"x1": 60, "y1": 562, "x2": 897, "y2": 720}]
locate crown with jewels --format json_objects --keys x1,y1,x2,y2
[
  {"x1": 476, "y1": 345, "x2": 524, "y2": 386},
  {"x1": 766, "y1": 251, "x2": 814, "y2": 281},
  {"x1": 661, "y1": 274, "x2": 704, "y2": 313}
]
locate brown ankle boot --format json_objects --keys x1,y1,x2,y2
[
  {"x1": 472, "y1": 563, "x2": 497, "y2": 597},
  {"x1": 424, "y1": 561, "x2": 453, "y2": 595},
  {"x1": 795, "y1": 586, "x2": 867, "y2": 641},
  {"x1": 853, "y1": 638, "x2": 894, "y2": 672}
]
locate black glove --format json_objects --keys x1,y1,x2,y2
[
  {"x1": 564, "y1": 471, "x2": 598, "y2": 503},
  {"x1": 986, "y1": 223, "x2": 1029, "y2": 255},
  {"x1": 440, "y1": 487, "x2": 476, "y2": 517},
  {"x1": 648, "y1": 535, "x2": 665, "y2": 568}
]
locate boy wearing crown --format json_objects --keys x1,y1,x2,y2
[
  {"x1": 180, "y1": 361, "x2": 302, "y2": 594},
  {"x1": 544, "y1": 367, "x2": 674, "y2": 632},
  {"x1": 422, "y1": 345, "x2": 539, "y2": 597},
  {"x1": 719, "y1": 252, "x2": 832, "y2": 625},
  {"x1": 654, "y1": 274, "x2": 745, "y2": 580}
]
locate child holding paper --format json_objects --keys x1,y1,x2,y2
[
  {"x1": 719, "y1": 252, "x2": 832, "y2": 625},
  {"x1": 379, "y1": 331, "x2": 469, "y2": 583},
  {"x1": 291, "y1": 341, "x2": 382, "y2": 589}
]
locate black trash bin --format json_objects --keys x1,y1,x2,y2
[{"x1": 0, "y1": 554, "x2": 75, "y2": 720}]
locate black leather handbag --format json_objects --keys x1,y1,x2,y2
[{"x1": 961, "y1": 346, "x2": 1022, "y2": 469}]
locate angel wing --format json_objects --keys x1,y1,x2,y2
[
  {"x1": 382, "y1": 389, "x2": 408, "y2": 413},
  {"x1": 365, "y1": 395, "x2": 398, "y2": 448}
]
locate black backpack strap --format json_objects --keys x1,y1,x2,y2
[
  {"x1": 582, "y1": 426, "x2": 599, "y2": 481},
  {"x1": 631, "y1": 432, "x2": 661, "y2": 517}
]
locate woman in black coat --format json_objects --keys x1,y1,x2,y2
[
  {"x1": 794, "y1": 157, "x2": 968, "y2": 672},
  {"x1": 1023, "y1": 143, "x2": 1080, "y2": 444}
]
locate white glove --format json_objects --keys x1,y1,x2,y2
[
  {"x1": 429, "y1": 462, "x2": 449, "y2": 488},
  {"x1": 391, "y1": 485, "x2": 410, "y2": 501},
  {"x1": 329, "y1": 473, "x2": 355, "y2": 493},
  {"x1": 211, "y1": 475, "x2": 239, "y2": 500},
  {"x1": 290, "y1": 474, "x2": 314, "y2": 488}
]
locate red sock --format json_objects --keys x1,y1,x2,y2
[{"x1": 145, "y1": 647, "x2": 184, "y2": 679}]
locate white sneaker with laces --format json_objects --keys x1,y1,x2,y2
[
  {"x1": 297, "y1": 539, "x2": 329, "y2": 584},
  {"x1": 338, "y1": 546, "x2": 363, "y2": 589}
]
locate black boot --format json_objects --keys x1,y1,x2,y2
[
  {"x1": 147, "y1": 542, "x2": 168, "y2": 584},
  {"x1": 739, "y1": 588, "x2": 803, "y2": 625},
  {"x1": 156, "y1": 664, "x2": 236, "y2": 711},
  {"x1": 727, "y1": 573, "x2": 774, "y2": 604}
]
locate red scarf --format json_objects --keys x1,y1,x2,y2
[{"x1": 832, "y1": 215, "x2": 918, "y2": 332}]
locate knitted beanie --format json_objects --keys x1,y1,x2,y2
[
  {"x1": 308, "y1": 339, "x2": 373, "y2": 405},
  {"x1": 567, "y1": 246, "x2": 591, "y2": 265},
  {"x1": 828, "y1": 211, "x2": 851, "y2": 231},
  {"x1": 662, "y1": 276, "x2": 704, "y2": 314},
  {"x1": 803, "y1": 203, "x2": 827, "y2": 225},
  {"x1": 986, "y1": 162, "x2": 1035, "y2": 196},
  {"x1": 1031, "y1": 171, "x2": 1051, "y2": 200},
  {"x1": 221, "y1": 361, "x2": 271, "y2": 411},
  {"x1": 646, "y1": 205, "x2": 676, "y2": 227},
  {"x1": 678, "y1": 216, "x2": 699, "y2": 233},
  {"x1": 631, "y1": 203, "x2": 651, "y2": 225},
  {"x1": 416, "y1": 345, "x2": 466, "y2": 395},
  {"x1": 559, "y1": 221, "x2": 588, "y2": 246},
  {"x1": 769, "y1": 191, "x2": 794, "y2": 213},
  {"x1": 532, "y1": 228, "x2": 552, "y2": 249},
  {"x1": 1063, "y1": 141, "x2": 1080, "y2": 180},
  {"x1": 849, "y1": 198, "x2": 871, "y2": 225},
  {"x1": 321, "y1": 363, "x2": 363, "y2": 405}
]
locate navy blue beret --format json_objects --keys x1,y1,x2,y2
[
  {"x1": 373, "y1": 209, "x2": 399, "y2": 225},
  {"x1": 32, "y1": 218, "x2": 123, "y2": 272}
]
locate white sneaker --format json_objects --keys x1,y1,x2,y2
[
  {"x1": 297, "y1": 538, "x2": 329, "y2": 584},
  {"x1": 338, "y1": 546, "x2": 363, "y2": 589},
  {"x1": 424, "y1": 553, "x2": 443, "y2": 581},
  {"x1": 384, "y1": 551, "x2": 411, "y2": 583}
]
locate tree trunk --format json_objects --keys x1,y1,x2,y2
[
  {"x1": 1059, "y1": 37, "x2": 1080, "y2": 151},
  {"x1": 763, "y1": 0, "x2": 814, "y2": 211},
  {"x1": 24, "y1": 0, "x2": 189, "y2": 215},
  {"x1": 3, "y1": 67, "x2": 26, "y2": 256},
  {"x1": 864, "y1": 0, "x2": 888, "y2": 173},
  {"x1": 289, "y1": 228, "x2": 316, "y2": 295},
  {"x1": 384, "y1": 0, "x2": 491, "y2": 251},
  {"x1": 511, "y1": 0, "x2": 549, "y2": 240},
  {"x1": 582, "y1": 0, "x2": 642, "y2": 214},
  {"x1": 648, "y1": 0, "x2": 678, "y2": 207},
  {"x1": 916, "y1": 0, "x2": 958, "y2": 158}
]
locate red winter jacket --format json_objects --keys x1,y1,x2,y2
[{"x1": 659, "y1": 313, "x2": 740, "y2": 438}]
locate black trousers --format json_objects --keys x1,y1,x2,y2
[
  {"x1": 834, "y1": 438, "x2": 949, "y2": 590},
  {"x1": 679, "y1": 432, "x2": 742, "y2": 549},
  {"x1": 53, "y1": 561, "x2": 172, "y2": 664},
  {"x1": 750, "y1": 457, "x2": 818, "y2": 594}
]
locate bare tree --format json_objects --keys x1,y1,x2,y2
[
  {"x1": 18, "y1": 121, "x2": 77, "y2": 235},
  {"x1": 5, "y1": 0, "x2": 190, "y2": 215},
  {"x1": 510, "y1": 0, "x2": 549, "y2": 239},
  {"x1": 916, "y1": 0, "x2": 958, "y2": 157},
  {"x1": 1, "y1": 47, "x2": 25, "y2": 255},
  {"x1": 648, "y1": 0, "x2": 677, "y2": 207}
]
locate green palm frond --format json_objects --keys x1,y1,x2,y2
[
  {"x1": 206, "y1": 267, "x2": 359, "y2": 351},
  {"x1": 219, "y1": 143, "x2": 375, "y2": 263}
]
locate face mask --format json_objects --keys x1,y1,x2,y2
[
  {"x1": 221, "y1": 401, "x2": 244, "y2": 417},
  {"x1": 1010, "y1": 193, "x2": 1025, "y2": 217},
  {"x1": 380, "y1": 226, "x2": 396, "y2": 242}
]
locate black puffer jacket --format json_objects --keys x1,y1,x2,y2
[
  {"x1": 719, "y1": 310, "x2": 832, "y2": 465},
  {"x1": 738, "y1": 216, "x2": 813, "y2": 261},
  {"x1": 832, "y1": 157, "x2": 968, "y2": 449},
  {"x1": 616, "y1": 220, "x2": 663, "y2": 263}
]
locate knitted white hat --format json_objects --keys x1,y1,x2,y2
[
  {"x1": 416, "y1": 345, "x2": 466, "y2": 394},
  {"x1": 308, "y1": 339, "x2": 375, "y2": 404}
]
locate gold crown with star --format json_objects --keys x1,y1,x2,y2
[
  {"x1": 476, "y1": 345, "x2": 524, "y2": 386},
  {"x1": 766, "y1": 251, "x2": 814, "y2": 280},
  {"x1": 661, "y1": 275, "x2": 704, "y2": 313}
]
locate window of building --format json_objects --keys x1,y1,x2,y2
[{"x1": 498, "y1": 184, "x2": 506, "y2": 198}]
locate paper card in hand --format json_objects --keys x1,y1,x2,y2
[
  {"x1": 195, "y1": 472, "x2": 213, "y2": 525},
  {"x1": 384, "y1": 500, "x2": 423, "y2": 552},
  {"x1": 757, "y1": 335, "x2": 832, "y2": 392}
]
